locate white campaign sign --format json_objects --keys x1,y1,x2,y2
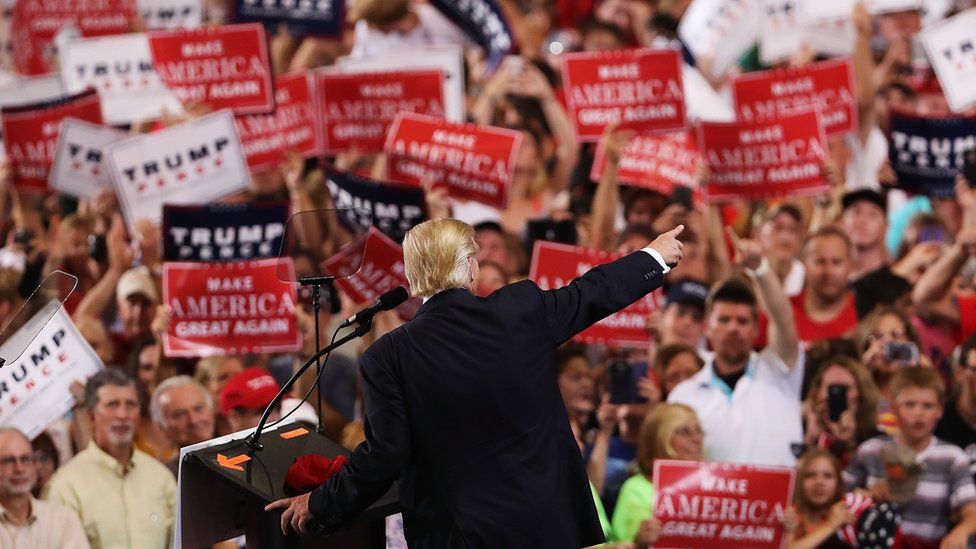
[
  {"x1": 337, "y1": 46, "x2": 465, "y2": 123},
  {"x1": 138, "y1": 0, "x2": 203, "y2": 29},
  {"x1": 60, "y1": 33, "x2": 184, "y2": 125},
  {"x1": 0, "y1": 307, "x2": 104, "y2": 440},
  {"x1": 679, "y1": 0, "x2": 761, "y2": 79},
  {"x1": 49, "y1": 119, "x2": 127, "y2": 199},
  {"x1": 105, "y1": 110, "x2": 250, "y2": 226},
  {"x1": 921, "y1": 9, "x2": 976, "y2": 113}
]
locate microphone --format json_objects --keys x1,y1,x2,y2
[{"x1": 338, "y1": 286, "x2": 409, "y2": 328}]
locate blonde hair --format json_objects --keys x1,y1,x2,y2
[
  {"x1": 636, "y1": 403, "x2": 698, "y2": 475},
  {"x1": 403, "y1": 219, "x2": 478, "y2": 298},
  {"x1": 347, "y1": 0, "x2": 409, "y2": 25}
]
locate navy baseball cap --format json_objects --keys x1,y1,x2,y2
[{"x1": 665, "y1": 279, "x2": 709, "y2": 311}]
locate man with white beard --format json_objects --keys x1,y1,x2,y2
[
  {"x1": 46, "y1": 369, "x2": 176, "y2": 549},
  {"x1": 0, "y1": 428, "x2": 88, "y2": 548}
]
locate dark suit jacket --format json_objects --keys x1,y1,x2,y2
[{"x1": 309, "y1": 251, "x2": 666, "y2": 548}]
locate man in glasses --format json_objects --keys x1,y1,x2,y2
[{"x1": 0, "y1": 428, "x2": 88, "y2": 548}]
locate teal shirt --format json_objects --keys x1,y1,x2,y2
[{"x1": 611, "y1": 474, "x2": 655, "y2": 542}]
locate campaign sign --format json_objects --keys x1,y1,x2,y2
[
  {"x1": 384, "y1": 112, "x2": 522, "y2": 209},
  {"x1": 921, "y1": 9, "x2": 976, "y2": 113},
  {"x1": 529, "y1": 241, "x2": 658, "y2": 348},
  {"x1": 236, "y1": 70, "x2": 320, "y2": 172},
  {"x1": 326, "y1": 169, "x2": 427, "y2": 244},
  {"x1": 888, "y1": 109, "x2": 976, "y2": 197},
  {"x1": 337, "y1": 46, "x2": 465, "y2": 123},
  {"x1": 653, "y1": 460, "x2": 795, "y2": 549},
  {"x1": 322, "y1": 226, "x2": 410, "y2": 305},
  {"x1": 162, "y1": 201, "x2": 288, "y2": 261},
  {"x1": 49, "y1": 119, "x2": 126, "y2": 199},
  {"x1": 233, "y1": 0, "x2": 342, "y2": 36},
  {"x1": 139, "y1": 0, "x2": 203, "y2": 29},
  {"x1": 1, "y1": 90, "x2": 103, "y2": 192},
  {"x1": 428, "y1": 0, "x2": 513, "y2": 69},
  {"x1": 698, "y1": 108, "x2": 829, "y2": 202},
  {"x1": 59, "y1": 33, "x2": 184, "y2": 125},
  {"x1": 162, "y1": 257, "x2": 301, "y2": 357},
  {"x1": 11, "y1": 0, "x2": 137, "y2": 75},
  {"x1": 104, "y1": 110, "x2": 250, "y2": 227},
  {"x1": 0, "y1": 308, "x2": 105, "y2": 439},
  {"x1": 148, "y1": 23, "x2": 275, "y2": 115},
  {"x1": 590, "y1": 132, "x2": 701, "y2": 194},
  {"x1": 316, "y1": 69, "x2": 445, "y2": 154},
  {"x1": 679, "y1": 0, "x2": 761, "y2": 79},
  {"x1": 760, "y1": 0, "x2": 803, "y2": 65},
  {"x1": 562, "y1": 48, "x2": 685, "y2": 142},
  {"x1": 732, "y1": 58, "x2": 857, "y2": 137}
]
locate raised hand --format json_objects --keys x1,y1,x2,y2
[{"x1": 726, "y1": 227, "x2": 764, "y2": 271}]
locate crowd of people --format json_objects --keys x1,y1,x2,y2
[{"x1": 1, "y1": 0, "x2": 976, "y2": 547}]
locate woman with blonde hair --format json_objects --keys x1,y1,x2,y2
[
  {"x1": 802, "y1": 356, "x2": 881, "y2": 467},
  {"x1": 611, "y1": 403, "x2": 704, "y2": 546}
]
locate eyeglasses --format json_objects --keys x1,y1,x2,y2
[{"x1": 0, "y1": 455, "x2": 36, "y2": 467}]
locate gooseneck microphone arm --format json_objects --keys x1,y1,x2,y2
[{"x1": 245, "y1": 285, "x2": 409, "y2": 451}]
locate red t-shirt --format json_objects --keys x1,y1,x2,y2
[{"x1": 789, "y1": 291, "x2": 859, "y2": 344}]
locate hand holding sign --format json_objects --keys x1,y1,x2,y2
[{"x1": 648, "y1": 225, "x2": 685, "y2": 267}]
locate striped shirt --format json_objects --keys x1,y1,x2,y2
[{"x1": 843, "y1": 435, "x2": 976, "y2": 541}]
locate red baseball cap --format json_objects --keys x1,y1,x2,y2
[{"x1": 220, "y1": 367, "x2": 280, "y2": 416}]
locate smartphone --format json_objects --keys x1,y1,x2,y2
[
  {"x1": 670, "y1": 185, "x2": 694, "y2": 211},
  {"x1": 609, "y1": 360, "x2": 636, "y2": 404},
  {"x1": 525, "y1": 219, "x2": 577, "y2": 258},
  {"x1": 918, "y1": 226, "x2": 945, "y2": 243},
  {"x1": 88, "y1": 234, "x2": 107, "y2": 263},
  {"x1": 827, "y1": 384, "x2": 849, "y2": 422},
  {"x1": 885, "y1": 341, "x2": 920, "y2": 365},
  {"x1": 963, "y1": 149, "x2": 976, "y2": 187}
]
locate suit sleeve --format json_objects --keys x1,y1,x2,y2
[
  {"x1": 308, "y1": 339, "x2": 409, "y2": 528},
  {"x1": 538, "y1": 251, "x2": 665, "y2": 345}
]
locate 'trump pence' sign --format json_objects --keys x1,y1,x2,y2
[
  {"x1": 653, "y1": 460, "x2": 795, "y2": 549},
  {"x1": 0, "y1": 307, "x2": 105, "y2": 439},
  {"x1": 105, "y1": 110, "x2": 250, "y2": 226}
]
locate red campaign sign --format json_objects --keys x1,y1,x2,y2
[
  {"x1": 1, "y1": 90, "x2": 103, "y2": 192},
  {"x1": 590, "y1": 131, "x2": 701, "y2": 195},
  {"x1": 653, "y1": 460, "x2": 795, "y2": 549},
  {"x1": 321, "y1": 227, "x2": 410, "y2": 305},
  {"x1": 562, "y1": 48, "x2": 686, "y2": 142},
  {"x1": 732, "y1": 58, "x2": 858, "y2": 138},
  {"x1": 316, "y1": 69, "x2": 445, "y2": 154},
  {"x1": 699, "y1": 108, "x2": 829, "y2": 202},
  {"x1": 529, "y1": 241, "x2": 658, "y2": 348},
  {"x1": 148, "y1": 23, "x2": 275, "y2": 115},
  {"x1": 235, "y1": 70, "x2": 321, "y2": 172},
  {"x1": 11, "y1": 0, "x2": 137, "y2": 75},
  {"x1": 162, "y1": 258, "x2": 301, "y2": 357},
  {"x1": 384, "y1": 112, "x2": 522, "y2": 209}
]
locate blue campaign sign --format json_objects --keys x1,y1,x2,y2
[
  {"x1": 888, "y1": 109, "x2": 976, "y2": 198},
  {"x1": 162, "y1": 201, "x2": 290, "y2": 261},
  {"x1": 326, "y1": 168, "x2": 428, "y2": 244},
  {"x1": 429, "y1": 0, "x2": 514, "y2": 69},
  {"x1": 233, "y1": 0, "x2": 343, "y2": 37}
]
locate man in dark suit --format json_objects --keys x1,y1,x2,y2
[{"x1": 267, "y1": 218, "x2": 684, "y2": 548}]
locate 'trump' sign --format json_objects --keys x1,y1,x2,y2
[
  {"x1": 49, "y1": 119, "x2": 126, "y2": 199},
  {"x1": 105, "y1": 110, "x2": 250, "y2": 226},
  {"x1": 888, "y1": 109, "x2": 976, "y2": 197},
  {"x1": 920, "y1": 9, "x2": 976, "y2": 113},
  {"x1": 162, "y1": 202, "x2": 289, "y2": 262}
]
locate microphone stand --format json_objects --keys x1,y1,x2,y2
[
  {"x1": 245, "y1": 299, "x2": 370, "y2": 452},
  {"x1": 299, "y1": 275, "x2": 334, "y2": 435}
]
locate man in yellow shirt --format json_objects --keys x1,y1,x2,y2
[
  {"x1": 45, "y1": 369, "x2": 177, "y2": 549},
  {"x1": 0, "y1": 428, "x2": 89, "y2": 549}
]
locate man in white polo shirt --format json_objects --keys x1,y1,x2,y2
[{"x1": 668, "y1": 232, "x2": 803, "y2": 467}]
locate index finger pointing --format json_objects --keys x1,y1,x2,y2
[
  {"x1": 667, "y1": 224, "x2": 685, "y2": 237},
  {"x1": 265, "y1": 498, "x2": 290, "y2": 512}
]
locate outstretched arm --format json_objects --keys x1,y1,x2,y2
[{"x1": 541, "y1": 226, "x2": 684, "y2": 345}]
